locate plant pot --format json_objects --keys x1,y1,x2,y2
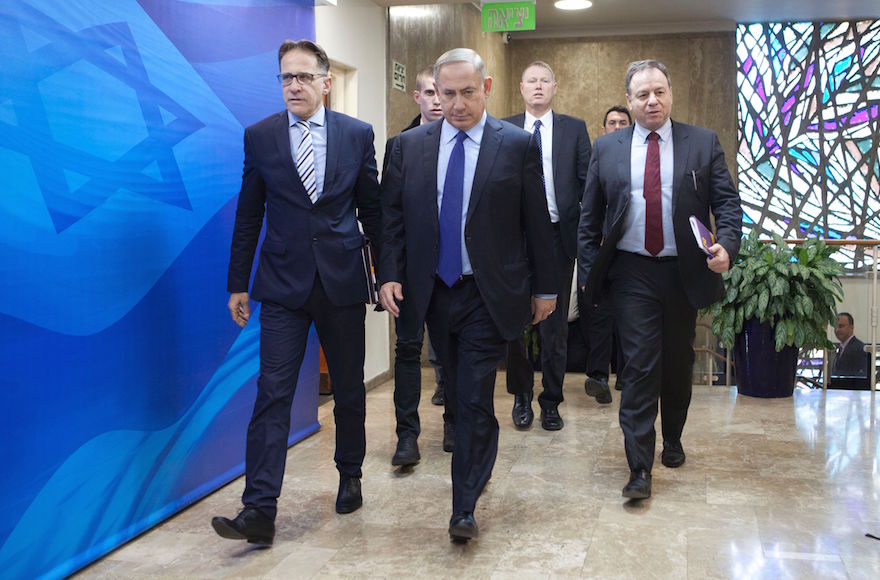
[{"x1": 733, "y1": 318, "x2": 798, "y2": 398}]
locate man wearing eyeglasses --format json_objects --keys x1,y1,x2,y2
[{"x1": 214, "y1": 39, "x2": 382, "y2": 546}]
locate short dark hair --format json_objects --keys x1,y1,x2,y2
[
  {"x1": 838, "y1": 312, "x2": 854, "y2": 326},
  {"x1": 625, "y1": 60, "x2": 671, "y2": 95},
  {"x1": 603, "y1": 105, "x2": 632, "y2": 126},
  {"x1": 278, "y1": 39, "x2": 330, "y2": 74}
]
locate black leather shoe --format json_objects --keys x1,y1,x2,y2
[
  {"x1": 335, "y1": 476, "x2": 363, "y2": 514},
  {"x1": 622, "y1": 469, "x2": 652, "y2": 499},
  {"x1": 431, "y1": 385, "x2": 445, "y2": 406},
  {"x1": 391, "y1": 437, "x2": 420, "y2": 466},
  {"x1": 614, "y1": 380, "x2": 624, "y2": 391},
  {"x1": 443, "y1": 422, "x2": 455, "y2": 452},
  {"x1": 511, "y1": 393, "x2": 534, "y2": 429},
  {"x1": 661, "y1": 440, "x2": 686, "y2": 468},
  {"x1": 584, "y1": 376, "x2": 612, "y2": 404},
  {"x1": 540, "y1": 405, "x2": 564, "y2": 431},
  {"x1": 448, "y1": 512, "x2": 478, "y2": 542},
  {"x1": 211, "y1": 507, "x2": 275, "y2": 545}
]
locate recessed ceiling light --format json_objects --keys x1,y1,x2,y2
[{"x1": 555, "y1": 0, "x2": 593, "y2": 10}]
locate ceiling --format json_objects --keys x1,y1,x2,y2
[{"x1": 374, "y1": 0, "x2": 880, "y2": 37}]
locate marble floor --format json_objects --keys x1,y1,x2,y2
[{"x1": 78, "y1": 372, "x2": 880, "y2": 579}]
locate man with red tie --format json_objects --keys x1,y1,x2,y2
[{"x1": 578, "y1": 60, "x2": 742, "y2": 500}]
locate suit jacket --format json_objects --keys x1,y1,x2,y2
[
  {"x1": 577, "y1": 121, "x2": 742, "y2": 309},
  {"x1": 379, "y1": 115, "x2": 557, "y2": 341},
  {"x1": 832, "y1": 336, "x2": 869, "y2": 376},
  {"x1": 227, "y1": 108, "x2": 382, "y2": 309},
  {"x1": 503, "y1": 112, "x2": 591, "y2": 259}
]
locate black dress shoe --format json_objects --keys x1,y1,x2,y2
[
  {"x1": 661, "y1": 440, "x2": 686, "y2": 468},
  {"x1": 443, "y1": 422, "x2": 455, "y2": 452},
  {"x1": 335, "y1": 476, "x2": 363, "y2": 514},
  {"x1": 511, "y1": 393, "x2": 534, "y2": 429},
  {"x1": 211, "y1": 507, "x2": 275, "y2": 545},
  {"x1": 448, "y1": 512, "x2": 478, "y2": 542},
  {"x1": 584, "y1": 376, "x2": 612, "y2": 404},
  {"x1": 431, "y1": 385, "x2": 445, "y2": 406},
  {"x1": 540, "y1": 405, "x2": 564, "y2": 431},
  {"x1": 614, "y1": 380, "x2": 624, "y2": 391},
  {"x1": 622, "y1": 469, "x2": 652, "y2": 499},
  {"x1": 391, "y1": 437, "x2": 420, "y2": 466}
]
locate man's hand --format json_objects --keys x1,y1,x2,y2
[
  {"x1": 228, "y1": 292, "x2": 251, "y2": 328},
  {"x1": 531, "y1": 296, "x2": 557, "y2": 325},
  {"x1": 706, "y1": 243, "x2": 730, "y2": 273},
  {"x1": 379, "y1": 282, "x2": 403, "y2": 317}
]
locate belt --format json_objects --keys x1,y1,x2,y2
[
  {"x1": 437, "y1": 274, "x2": 475, "y2": 288},
  {"x1": 618, "y1": 250, "x2": 678, "y2": 263}
]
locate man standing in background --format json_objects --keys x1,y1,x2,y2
[
  {"x1": 213, "y1": 39, "x2": 382, "y2": 546},
  {"x1": 383, "y1": 66, "x2": 449, "y2": 468},
  {"x1": 504, "y1": 60, "x2": 591, "y2": 431}
]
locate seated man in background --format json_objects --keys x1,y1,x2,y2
[{"x1": 830, "y1": 311, "x2": 870, "y2": 389}]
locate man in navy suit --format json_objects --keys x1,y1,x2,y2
[
  {"x1": 503, "y1": 61, "x2": 591, "y2": 431},
  {"x1": 379, "y1": 48, "x2": 557, "y2": 542},
  {"x1": 212, "y1": 39, "x2": 382, "y2": 546},
  {"x1": 578, "y1": 60, "x2": 742, "y2": 500},
  {"x1": 830, "y1": 312, "x2": 870, "y2": 388}
]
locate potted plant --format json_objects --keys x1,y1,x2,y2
[{"x1": 708, "y1": 230, "x2": 844, "y2": 397}]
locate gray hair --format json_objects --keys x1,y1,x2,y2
[
  {"x1": 434, "y1": 48, "x2": 487, "y2": 82},
  {"x1": 625, "y1": 60, "x2": 671, "y2": 95},
  {"x1": 522, "y1": 60, "x2": 555, "y2": 83}
]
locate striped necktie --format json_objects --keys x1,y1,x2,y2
[{"x1": 295, "y1": 120, "x2": 317, "y2": 203}]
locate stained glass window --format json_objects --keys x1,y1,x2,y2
[{"x1": 737, "y1": 21, "x2": 880, "y2": 272}]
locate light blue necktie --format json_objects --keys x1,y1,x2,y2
[{"x1": 438, "y1": 131, "x2": 467, "y2": 287}]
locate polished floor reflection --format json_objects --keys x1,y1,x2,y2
[{"x1": 78, "y1": 372, "x2": 880, "y2": 579}]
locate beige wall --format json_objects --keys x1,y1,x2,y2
[
  {"x1": 387, "y1": 7, "x2": 736, "y2": 179},
  {"x1": 387, "y1": 3, "x2": 512, "y2": 140},
  {"x1": 507, "y1": 33, "x2": 737, "y2": 179}
]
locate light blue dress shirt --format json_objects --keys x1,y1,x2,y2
[
  {"x1": 437, "y1": 111, "x2": 486, "y2": 276},
  {"x1": 288, "y1": 107, "x2": 327, "y2": 200},
  {"x1": 618, "y1": 118, "x2": 677, "y2": 257}
]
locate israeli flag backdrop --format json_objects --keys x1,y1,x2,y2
[{"x1": 0, "y1": 1, "x2": 318, "y2": 577}]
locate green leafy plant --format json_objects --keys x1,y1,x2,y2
[{"x1": 709, "y1": 230, "x2": 844, "y2": 352}]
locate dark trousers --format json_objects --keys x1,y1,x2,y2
[
  {"x1": 505, "y1": 227, "x2": 572, "y2": 409},
  {"x1": 393, "y1": 284, "x2": 448, "y2": 440},
  {"x1": 425, "y1": 277, "x2": 506, "y2": 514},
  {"x1": 610, "y1": 252, "x2": 696, "y2": 473},
  {"x1": 242, "y1": 274, "x2": 366, "y2": 519},
  {"x1": 578, "y1": 288, "x2": 614, "y2": 379}
]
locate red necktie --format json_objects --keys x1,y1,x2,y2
[{"x1": 643, "y1": 131, "x2": 663, "y2": 256}]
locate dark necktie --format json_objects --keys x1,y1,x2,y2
[
  {"x1": 644, "y1": 131, "x2": 663, "y2": 256},
  {"x1": 533, "y1": 120, "x2": 545, "y2": 190},
  {"x1": 438, "y1": 131, "x2": 467, "y2": 287}
]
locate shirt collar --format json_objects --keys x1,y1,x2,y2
[
  {"x1": 633, "y1": 117, "x2": 672, "y2": 143},
  {"x1": 524, "y1": 109, "x2": 553, "y2": 130},
  {"x1": 288, "y1": 106, "x2": 326, "y2": 127},
  {"x1": 441, "y1": 110, "x2": 487, "y2": 146}
]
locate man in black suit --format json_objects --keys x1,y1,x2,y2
[
  {"x1": 830, "y1": 312, "x2": 870, "y2": 387},
  {"x1": 383, "y1": 66, "x2": 448, "y2": 468},
  {"x1": 578, "y1": 60, "x2": 742, "y2": 500},
  {"x1": 212, "y1": 39, "x2": 382, "y2": 546},
  {"x1": 504, "y1": 61, "x2": 591, "y2": 431},
  {"x1": 379, "y1": 48, "x2": 556, "y2": 541}
]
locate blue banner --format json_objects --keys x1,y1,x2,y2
[{"x1": 0, "y1": 1, "x2": 317, "y2": 577}]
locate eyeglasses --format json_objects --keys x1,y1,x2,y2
[{"x1": 276, "y1": 72, "x2": 327, "y2": 86}]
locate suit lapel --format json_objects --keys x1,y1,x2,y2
[
  {"x1": 273, "y1": 111, "x2": 305, "y2": 193},
  {"x1": 552, "y1": 112, "x2": 562, "y2": 184},
  {"x1": 467, "y1": 115, "x2": 503, "y2": 222},
  {"x1": 323, "y1": 109, "x2": 340, "y2": 197},
  {"x1": 671, "y1": 120, "x2": 690, "y2": 211},
  {"x1": 424, "y1": 121, "x2": 441, "y2": 218}
]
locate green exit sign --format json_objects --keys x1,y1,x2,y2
[{"x1": 482, "y1": 1, "x2": 536, "y2": 33}]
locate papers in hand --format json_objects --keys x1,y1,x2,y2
[
  {"x1": 362, "y1": 238, "x2": 379, "y2": 304},
  {"x1": 689, "y1": 215, "x2": 715, "y2": 257}
]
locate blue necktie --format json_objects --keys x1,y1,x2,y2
[
  {"x1": 295, "y1": 120, "x2": 317, "y2": 203},
  {"x1": 438, "y1": 131, "x2": 467, "y2": 287},
  {"x1": 533, "y1": 120, "x2": 545, "y2": 190}
]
